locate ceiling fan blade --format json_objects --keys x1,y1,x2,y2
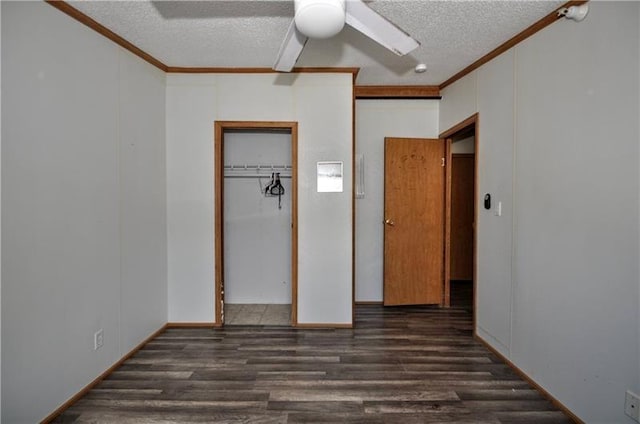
[
  {"x1": 345, "y1": 0, "x2": 419, "y2": 56},
  {"x1": 273, "y1": 19, "x2": 309, "y2": 72}
]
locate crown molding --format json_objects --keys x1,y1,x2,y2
[
  {"x1": 45, "y1": 1, "x2": 168, "y2": 72},
  {"x1": 439, "y1": 0, "x2": 588, "y2": 90},
  {"x1": 45, "y1": 1, "x2": 588, "y2": 93},
  {"x1": 355, "y1": 85, "x2": 440, "y2": 99}
]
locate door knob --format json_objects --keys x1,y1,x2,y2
[{"x1": 384, "y1": 219, "x2": 395, "y2": 226}]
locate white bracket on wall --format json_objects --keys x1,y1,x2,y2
[{"x1": 557, "y1": 4, "x2": 589, "y2": 22}]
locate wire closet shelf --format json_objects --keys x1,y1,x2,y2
[{"x1": 223, "y1": 164, "x2": 292, "y2": 179}]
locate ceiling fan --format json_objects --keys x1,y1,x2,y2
[{"x1": 273, "y1": 0, "x2": 420, "y2": 72}]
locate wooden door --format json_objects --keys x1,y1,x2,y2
[
  {"x1": 384, "y1": 138, "x2": 445, "y2": 306},
  {"x1": 450, "y1": 154, "x2": 475, "y2": 281}
]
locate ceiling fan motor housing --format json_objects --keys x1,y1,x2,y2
[{"x1": 294, "y1": 0, "x2": 346, "y2": 39}]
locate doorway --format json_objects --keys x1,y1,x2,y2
[
  {"x1": 214, "y1": 121, "x2": 298, "y2": 326},
  {"x1": 450, "y1": 149, "x2": 475, "y2": 310},
  {"x1": 441, "y1": 114, "x2": 478, "y2": 314}
]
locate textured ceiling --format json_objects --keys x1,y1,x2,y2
[{"x1": 68, "y1": 0, "x2": 566, "y2": 85}]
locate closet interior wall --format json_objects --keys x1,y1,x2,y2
[{"x1": 223, "y1": 130, "x2": 292, "y2": 305}]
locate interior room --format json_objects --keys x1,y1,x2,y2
[{"x1": 2, "y1": 1, "x2": 639, "y2": 423}]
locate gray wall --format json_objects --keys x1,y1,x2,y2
[
  {"x1": 0, "y1": 1, "x2": 3, "y2": 417},
  {"x1": 440, "y1": 2, "x2": 640, "y2": 422},
  {"x1": 1, "y1": 2, "x2": 167, "y2": 422},
  {"x1": 451, "y1": 136, "x2": 474, "y2": 154},
  {"x1": 166, "y1": 73, "x2": 353, "y2": 325},
  {"x1": 355, "y1": 99, "x2": 439, "y2": 301}
]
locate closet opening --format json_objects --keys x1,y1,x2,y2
[
  {"x1": 441, "y1": 114, "x2": 478, "y2": 319},
  {"x1": 214, "y1": 121, "x2": 298, "y2": 327}
]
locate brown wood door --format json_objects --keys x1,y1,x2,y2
[
  {"x1": 450, "y1": 154, "x2": 475, "y2": 281},
  {"x1": 384, "y1": 137, "x2": 445, "y2": 306}
]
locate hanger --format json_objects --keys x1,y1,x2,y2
[
  {"x1": 264, "y1": 173, "x2": 275, "y2": 195},
  {"x1": 270, "y1": 173, "x2": 285, "y2": 209},
  {"x1": 259, "y1": 171, "x2": 286, "y2": 210},
  {"x1": 270, "y1": 173, "x2": 285, "y2": 196}
]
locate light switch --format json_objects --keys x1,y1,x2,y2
[{"x1": 495, "y1": 201, "x2": 502, "y2": 217}]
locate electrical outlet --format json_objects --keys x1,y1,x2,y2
[
  {"x1": 626, "y1": 390, "x2": 640, "y2": 422},
  {"x1": 94, "y1": 329, "x2": 104, "y2": 351}
]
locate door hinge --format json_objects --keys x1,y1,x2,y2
[{"x1": 441, "y1": 158, "x2": 445, "y2": 167}]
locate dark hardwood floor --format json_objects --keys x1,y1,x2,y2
[
  {"x1": 52, "y1": 287, "x2": 572, "y2": 423},
  {"x1": 450, "y1": 280, "x2": 473, "y2": 311}
]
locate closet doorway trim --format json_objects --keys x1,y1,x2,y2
[{"x1": 214, "y1": 121, "x2": 299, "y2": 326}]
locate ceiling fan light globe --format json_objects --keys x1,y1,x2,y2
[{"x1": 294, "y1": 0, "x2": 346, "y2": 39}]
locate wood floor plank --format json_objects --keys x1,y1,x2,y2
[
  {"x1": 55, "y1": 411, "x2": 288, "y2": 424},
  {"x1": 455, "y1": 388, "x2": 546, "y2": 401},
  {"x1": 70, "y1": 399, "x2": 268, "y2": 411},
  {"x1": 494, "y1": 410, "x2": 575, "y2": 424},
  {"x1": 461, "y1": 399, "x2": 557, "y2": 412},
  {"x1": 363, "y1": 401, "x2": 471, "y2": 414},
  {"x1": 267, "y1": 400, "x2": 363, "y2": 413},
  {"x1": 253, "y1": 379, "x2": 531, "y2": 390},
  {"x1": 375, "y1": 413, "x2": 500, "y2": 424},
  {"x1": 268, "y1": 389, "x2": 459, "y2": 402},
  {"x1": 106, "y1": 371, "x2": 193, "y2": 380},
  {"x1": 50, "y1": 301, "x2": 576, "y2": 423},
  {"x1": 97, "y1": 379, "x2": 257, "y2": 391},
  {"x1": 286, "y1": 412, "x2": 385, "y2": 424}
]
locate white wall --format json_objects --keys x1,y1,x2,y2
[
  {"x1": 478, "y1": 50, "x2": 515, "y2": 356},
  {"x1": 167, "y1": 73, "x2": 353, "y2": 325},
  {"x1": 118, "y1": 43, "x2": 168, "y2": 354},
  {"x1": 1, "y1": 3, "x2": 167, "y2": 422},
  {"x1": 440, "y1": 3, "x2": 640, "y2": 422},
  {"x1": 166, "y1": 81, "x2": 216, "y2": 323},
  {"x1": 224, "y1": 131, "x2": 292, "y2": 304},
  {"x1": 355, "y1": 100, "x2": 439, "y2": 301},
  {"x1": 0, "y1": 2, "x2": 3, "y2": 417},
  {"x1": 439, "y1": 70, "x2": 477, "y2": 133},
  {"x1": 451, "y1": 136, "x2": 475, "y2": 154}
]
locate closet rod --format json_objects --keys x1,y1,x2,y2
[
  {"x1": 224, "y1": 165, "x2": 291, "y2": 170},
  {"x1": 224, "y1": 164, "x2": 292, "y2": 179},
  {"x1": 224, "y1": 174, "x2": 292, "y2": 179}
]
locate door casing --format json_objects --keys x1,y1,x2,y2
[
  {"x1": 214, "y1": 121, "x2": 298, "y2": 326},
  {"x1": 440, "y1": 113, "x2": 479, "y2": 316}
]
